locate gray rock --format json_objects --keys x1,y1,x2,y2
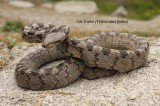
[
  {"x1": 0, "y1": 55, "x2": 9, "y2": 71},
  {"x1": 111, "y1": 6, "x2": 128, "y2": 17},
  {"x1": 0, "y1": 42, "x2": 10, "y2": 71},
  {"x1": 54, "y1": 1, "x2": 98, "y2": 14},
  {"x1": 0, "y1": 38, "x2": 160, "y2": 106},
  {"x1": 8, "y1": 0, "x2": 34, "y2": 8}
]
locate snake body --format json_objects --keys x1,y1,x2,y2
[{"x1": 15, "y1": 23, "x2": 149, "y2": 90}]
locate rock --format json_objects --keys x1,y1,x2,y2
[
  {"x1": 8, "y1": 0, "x2": 34, "y2": 8},
  {"x1": 10, "y1": 42, "x2": 41, "y2": 62},
  {"x1": 0, "y1": 41, "x2": 7, "y2": 48},
  {"x1": 54, "y1": 1, "x2": 98, "y2": 14},
  {"x1": 111, "y1": 6, "x2": 128, "y2": 17},
  {"x1": 41, "y1": 3, "x2": 54, "y2": 9},
  {"x1": 0, "y1": 42, "x2": 10, "y2": 70},
  {"x1": 0, "y1": 38, "x2": 160, "y2": 106},
  {"x1": 0, "y1": 55, "x2": 9, "y2": 71}
]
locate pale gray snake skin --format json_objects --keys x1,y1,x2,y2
[{"x1": 15, "y1": 23, "x2": 149, "y2": 90}]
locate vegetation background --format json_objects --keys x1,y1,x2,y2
[{"x1": 32, "y1": 0, "x2": 160, "y2": 20}]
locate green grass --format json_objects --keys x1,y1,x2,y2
[
  {"x1": 0, "y1": 35, "x2": 18, "y2": 49},
  {"x1": 95, "y1": 0, "x2": 160, "y2": 20},
  {"x1": 94, "y1": 0, "x2": 118, "y2": 14},
  {"x1": 2, "y1": 21, "x2": 24, "y2": 32},
  {"x1": 6, "y1": 36, "x2": 17, "y2": 49},
  {"x1": 47, "y1": 0, "x2": 160, "y2": 20},
  {"x1": 124, "y1": 0, "x2": 160, "y2": 20}
]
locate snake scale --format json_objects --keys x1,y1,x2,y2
[{"x1": 15, "y1": 23, "x2": 149, "y2": 90}]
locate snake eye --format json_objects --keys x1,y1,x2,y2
[
  {"x1": 36, "y1": 34, "x2": 43, "y2": 40},
  {"x1": 28, "y1": 32, "x2": 34, "y2": 35}
]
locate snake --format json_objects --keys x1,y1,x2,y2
[{"x1": 15, "y1": 23, "x2": 149, "y2": 90}]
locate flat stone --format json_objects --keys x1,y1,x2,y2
[
  {"x1": 54, "y1": 1, "x2": 98, "y2": 14},
  {"x1": 111, "y1": 6, "x2": 128, "y2": 17},
  {"x1": 8, "y1": 0, "x2": 34, "y2": 8},
  {"x1": 0, "y1": 38, "x2": 160, "y2": 106}
]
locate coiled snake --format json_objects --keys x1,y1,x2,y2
[{"x1": 15, "y1": 23, "x2": 149, "y2": 90}]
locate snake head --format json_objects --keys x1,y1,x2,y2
[
  {"x1": 22, "y1": 24, "x2": 49, "y2": 43},
  {"x1": 22, "y1": 24, "x2": 69, "y2": 48},
  {"x1": 42, "y1": 25, "x2": 70, "y2": 48}
]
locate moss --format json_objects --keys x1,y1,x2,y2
[
  {"x1": 2, "y1": 21, "x2": 24, "y2": 32},
  {"x1": 6, "y1": 36, "x2": 17, "y2": 49},
  {"x1": 124, "y1": 0, "x2": 160, "y2": 20},
  {"x1": 95, "y1": 0, "x2": 160, "y2": 20},
  {"x1": 94, "y1": 0, "x2": 118, "y2": 14}
]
